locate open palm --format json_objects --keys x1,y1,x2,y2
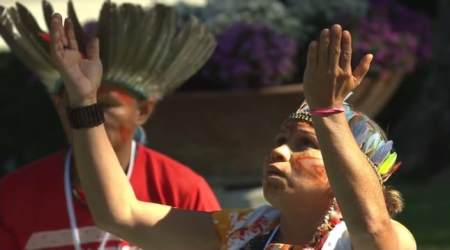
[
  {"x1": 302, "y1": 25, "x2": 373, "y2": 110},
  {"x1": 50, "y1": 14, "x2": 102, "y2": 107}
]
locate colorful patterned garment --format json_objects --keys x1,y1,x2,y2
[{"x1": 212, "y1": 206, "x2": 351, "y2": 250}]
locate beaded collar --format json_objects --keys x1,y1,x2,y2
[{"x1": 264, "y1": 199, "x2": 342, "y2": 250}]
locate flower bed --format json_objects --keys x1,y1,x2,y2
[{"x1": 176, "y1": 0, "x2": 431, "y2": 117}]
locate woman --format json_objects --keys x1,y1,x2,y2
[{"x1": 49, "y1": 11, "x2": 416, "y2": 250}]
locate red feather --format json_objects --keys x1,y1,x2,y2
[{"x1": 38, "y1": 32, "x2": 50, "y2": 42}]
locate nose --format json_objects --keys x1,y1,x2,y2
[{"x1": 270, "y1": 144, "x2": 291, "y2": 163}]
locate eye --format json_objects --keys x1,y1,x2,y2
[
  {"x1": 292, "y1": 137, "x2": 318, "y2": 151},
  {"x1": 275, "y1": 136, "x2": 287, "y2": 147}
]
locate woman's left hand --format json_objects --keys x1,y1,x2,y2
[
  {"x1": 302, "y1": 24, "x2": 373, "y2": 110},
  {"x1": 50, "y1": 14, "x2": 103, "y2": 107}
]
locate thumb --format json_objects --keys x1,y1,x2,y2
[{"x1": 353, "y1": 53, "x2": 373, "y2": 82}]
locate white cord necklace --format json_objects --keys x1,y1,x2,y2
[
  {"x1": 264, "y1": 225, "x2": 280, "y2": 249},
  {"x1": 64, "y1": 140, "x2": 136, "y2": 250}
]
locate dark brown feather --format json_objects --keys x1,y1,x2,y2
[
  {"x1": 0, "y1": 7, "x2": 59, "y2": 89},
  {"x1": 112, "y1": 3, "x2": 141, "y2": 80},
  {"x1": 97, "y1": 1, "x2": 115, "y2": 72},
  {"x1": 67, "y1": 0, "x2": 87, "y2": 55},
  {"x1": 42, "y1": 0, "x2": 54, "y2": 31},
  {"x1": 15, "y1": 2, "x2": 49, "y2": 52}
]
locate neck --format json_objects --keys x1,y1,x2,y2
[
  {"x1": 70, "y1": 140, "x2": 133, "y2": 188},
  {"x1": 277, "y1": 199, "x2": 331, "y2": 245},
  {"x1": 114, "y1": 139, "x2": 134, "y2": 170}
]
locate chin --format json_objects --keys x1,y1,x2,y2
[
  {"x1": 263, "y1": 174, "x2": 288, "y2": 190},
  {"x1": 106, "y1": 131, "x2": 129, "y2": 149},
  {"x1": 262, "y1": 179, "x2": 286, "y2": 208}
]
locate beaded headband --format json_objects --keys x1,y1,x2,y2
[{"x1": 289, "y1": 101, "x2": 400, "y2": 182}]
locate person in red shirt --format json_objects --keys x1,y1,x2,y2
[{"x1": 0, "y1": 1, "x2": 220, "y2": 249}]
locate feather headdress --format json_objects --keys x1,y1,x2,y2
[
  {"x1": 0, "y1": 1, "x2": 216, "y2": 99},
  {"x1": 289, "y1": 101, "x2": 400, "y2": 182}
]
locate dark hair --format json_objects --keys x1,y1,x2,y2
[{"x1": 383, "y1": 186, "x2": 404, "y2": 217}]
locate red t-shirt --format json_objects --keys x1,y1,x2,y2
[{"x1": 0, "y1": 144, "x2": 220, "y2": 249}]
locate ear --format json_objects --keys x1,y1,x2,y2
[{"x1": 136, "y1": 98, "x2": 157, "y2": 125}]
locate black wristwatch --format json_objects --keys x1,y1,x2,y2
[{"x1": 67, "y1": 103, "x2": 104, "y2": 129}]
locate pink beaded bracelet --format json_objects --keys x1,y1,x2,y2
[{"x1": 309, "y1": 107, "x2": 345, "y2": 116}]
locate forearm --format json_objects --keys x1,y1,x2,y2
[
  {"x1": 71, "y1": 124, "x2": 137, "y2": 228},
  {"x1": 312, "y1": 113, "x2": 396, "y2": 247},
  {"x1": 49, "y1": 12, "x2": 219, "y2": 249},
  {"x1": 71, "y1": 125, "x2": 219, "y2": 249}
]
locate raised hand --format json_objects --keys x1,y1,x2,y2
[
  {"x1": 50, "y1": 13, "x2": 102, "y2": 107},
  {"x1": 302, "y1": 24, "x2": 373, "y2": 110}
]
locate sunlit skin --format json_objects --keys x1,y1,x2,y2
[
  {"x1": 263, "y1": 120, "x2": 334, "y2": 244},
  {"x1": 263, "y1": 121, "x2": 331, "y2": 204},
  {"x1": 52, "y1": 84, "x2": 155, "y2": 186},
  {"x1": 49, "y1": 14, "x2": 416, "y2": 249},
  {"x1": 97, "y1": 86, "x2": 140, "y2": 147},
  {"x1": 54, "y1": 85, "x2": 154, "y2": 149}
]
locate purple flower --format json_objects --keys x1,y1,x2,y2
[
  {"x1": 199, "y1": 22, "x2": 298, "y2": 89},
  {"x1": 351, "y1": 1, "x2": 431, "y2": 77},
  {"x1": 368, "y1": 0, "x2": 432, "y2": 61},
  {"x1": 353, "y1": 17, "x2": 417, "y2": 76}
]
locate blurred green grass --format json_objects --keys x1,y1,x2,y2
[{"x1": 395, "y1": 182, "x2": 450, "y2": 249}]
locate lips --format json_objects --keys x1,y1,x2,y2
[
  {"x1": 264, "y1": 164, "x2": 289, "y2": 189},
  {"x1": 265, "y1": 164, "x2": 286, "y2": 178}
]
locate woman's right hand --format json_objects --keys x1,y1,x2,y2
[
  {"x1": 302, "y1": 25, "x2": 372, "y2": 110},
  {"x1": 50, "y1": 13, "x2": 103, "y2": 107}
]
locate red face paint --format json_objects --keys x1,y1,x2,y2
[
  {"x1": 95, "y1": 85, "x2": 141, "y2": 148},
  {"x1": 118, "y1": 125, "x2": 134, "y2": 143},
  {"x1": 98, "y1": 85, "x2": 136, "y2": 106},
  {"x1": 290, "y1": 149, "x2": 328, "y2": 185}
]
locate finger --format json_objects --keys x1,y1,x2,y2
[
  {"x1": 86, "y1": 38, "x2": 100, "y2": 60},
  {"x1": 306, "y1": 41, "x2": 318, "y2": 70},
  {"x1": 50, "y1": 14, "x2": 64, "y2": 61},
  {"x1": 328, "y1": 24, "x2": 342, "y2": 70},
  {"x1": 318, "y1": 28, "x2": 329, "y2": 69},
  {"x1": 54, "y1": 14, "x2": 68, "y2": 47},
  {"x1": 340, "y1": 30, "x2": 352, "y2": 72},
  {"x1": 354, "y1": 53, "x2": 373, "y2": 82},
  {"x1": 64, "y1": 18, "x2": 79, "y2": 51}
]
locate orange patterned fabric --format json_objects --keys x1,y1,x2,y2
[
  {"x1": 211, "y1": 206, "x2": 351, "y2": 250},
  {"x1": 212, "y1": 206, "x2": 280, "y2": 249}
]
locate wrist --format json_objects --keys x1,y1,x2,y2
[
  {"x1": 310, "y1": 106, "x2": 344, "y2": 117},
  {"x1": 304, "y1": 98, "x2": 342, "y2": 110},
  {"x1": 311, "y1": 111, "x2": 346, "y2": 124},
  {"x1": 66, "y1": 103, "x2": 104, "y2": 129},
  {"x1": 68, "y1": 97, "x2": 98, "y2": 108}
]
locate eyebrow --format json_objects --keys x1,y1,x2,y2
[
  {"x1": 279, "y1": 125, "x2": 317, "y2": 139},
  {"x1": 296, "y1": 127, "x2": 316, "y2": 137}
]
